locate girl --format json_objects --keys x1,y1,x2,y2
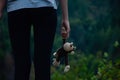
[{"x1": 0, "y1": 0, "x2": 70, "y2": 80}]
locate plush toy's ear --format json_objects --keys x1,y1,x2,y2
[{"x1": 70, "y1": 42, "x2": 73, "y2": 45}]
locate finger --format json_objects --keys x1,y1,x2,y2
[
  {"x1": 66, "y1": 33, "x2": 69, "y2": 39},
  {"x1": 66, "y1": 27, "x2": 70, "y2": 33},
  {"x1": 62, "y1": 23, "x2": 68, "y2": 31},
  {"x1": 62, "y1": 33, "x2": 69, "y2": 39}
]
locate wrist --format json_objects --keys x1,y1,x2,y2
[
  {"x1": 62, "y1": 16, "x2": 69, "y2": 21},
  {"x1": 62, "y1": 18, "x2": 69, "y2": 23}
]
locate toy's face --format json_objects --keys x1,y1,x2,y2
[{"x1": 63, "y1": 42, "x2": 76, "y2": 51}]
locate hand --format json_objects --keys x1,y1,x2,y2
[{"x1": 61, "y1": 20, "x2": 70, "y2": 39}]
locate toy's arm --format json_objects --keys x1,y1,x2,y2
[
  {"x1": 56, "y1": 53, "x2": 61, "y2": 62},
  {"x1": 56, "y1": 47, "x2": 63, "y2": 62}
]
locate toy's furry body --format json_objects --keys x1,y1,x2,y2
[
  {"x1": 54, "y1": 46, "x2": 69, "y2": 66},
  {"x1": 53, "y1": 42, "x2": 76, "y2": 72}
]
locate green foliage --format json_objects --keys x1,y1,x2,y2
[{"x1": 51, "y1": 52, "x2": 120, "y2": 80}]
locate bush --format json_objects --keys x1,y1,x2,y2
[{"x1": 51, "y1": 51, "x2": 120, "y2": 80}]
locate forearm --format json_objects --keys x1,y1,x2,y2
[
  {"x1": 59, "y1": 0, "x2": 69, "y2": 21},
  {"x1": 59, "y1": 0, "x2": 70, "y2": 38}
]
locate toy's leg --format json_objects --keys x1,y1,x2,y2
[
  {"x1": 52, "y1": 58, "x2": 60, "y2": 66},
  {"x1": 65, "y1": 53, "x2": 69, "y2": 65},
  {"x1": 64, "y1": 54, "x2": 70, "y2": 72},
  {"x1": 64, "y1": 65, "x2": 70, "y2": 72},
  {"x1": 52, "y1": 52, "x2": 60, "y2": 66},
  {"x1": 53, "y1": 52, "x2": 60, "y2": 66}
]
